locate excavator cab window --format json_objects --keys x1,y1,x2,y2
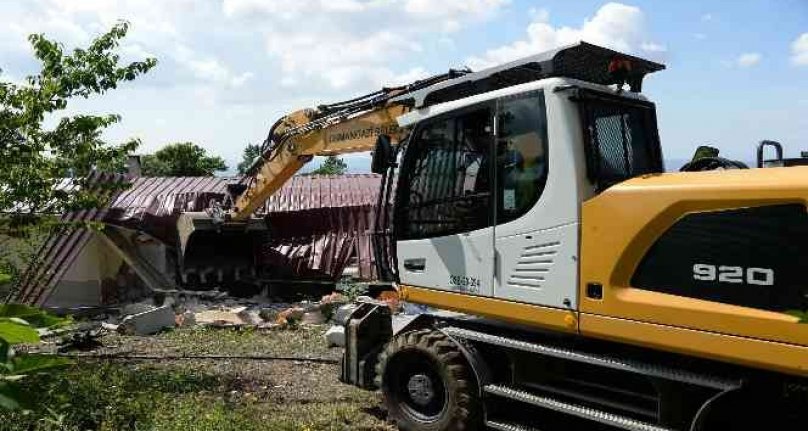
[
  {"x1": 396, "y1": 105, "x2": 493, "y2": 240},
  {"x1": 577, "y1": 89, "x2": 663, "y2": 191},
  {"x1": 496, "y1": 91, "x2": 549, "y2": 224}
]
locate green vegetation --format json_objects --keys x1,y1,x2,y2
[
  {"x1": 237, "y1": 143, "x2": 262, "y2": 175},
  {"x1": 0, "y1": 22, "x2": 156, "y2": 411},
  {"x1": 310, "y1": 155, "x2": 348, "y2": 176},
  {"x1": 0, "y1": 22, "x2": 156, "y2": 235},
  {"x1": 142, "y1": 142, "x2": 228, "y2": 177},
  {"x1": 0, "y1": 326, "x2": 391, "y2": 430},
  {"x1": 0, "y1": 304, "x2": 72, "y2": 409},
  {"x1": 0, "y1": 21, "x2": 155, "y2": 288}
]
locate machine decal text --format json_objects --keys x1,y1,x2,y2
[
  {"x1": 449, "y1": 275, "x2": 481, "y2": 293},
  {"x1": 693, "y1": 264, "x2": 774, "y2": 286}
]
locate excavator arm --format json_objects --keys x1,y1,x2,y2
[
  {"x1": 232, "y1": 103, "x2": 409, "y2": 219},
  {"x1": 175, "y1": 70, "x2": 468, "y2": 287}
]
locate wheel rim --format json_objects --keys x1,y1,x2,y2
[{"x1": 390, "y1": 351, "x2": 448, "y2": 422}]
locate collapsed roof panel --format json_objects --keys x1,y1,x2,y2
[{"x1": 12, "y1": 173, "x2": 383, "y2": 305}]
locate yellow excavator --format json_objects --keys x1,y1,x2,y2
[{"x1": 179, "y1": 42, "x2": 807, "y2": 430}]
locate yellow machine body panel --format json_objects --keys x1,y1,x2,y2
[
  {"x1": 232, "y1": 104, "x2": 409, "y2": 219},
  {"x1": 580, "y1": 167, "x2": 808, "y2": 376},
  {"x1": 399, "y1": 284, "x2": 579, "y2": 334}
]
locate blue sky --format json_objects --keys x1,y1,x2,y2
[{"x1": 1, "y1": 1, "x2": 806, "y2": 173}]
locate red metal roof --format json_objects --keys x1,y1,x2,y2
[{"x1": 13, "y1": 174, "x2": 383, "y2": 305}]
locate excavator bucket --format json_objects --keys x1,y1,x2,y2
[{"x1": 176, "y1": 212, "x2": 267, "y2": 289}]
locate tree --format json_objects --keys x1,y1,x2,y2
[
  {"x1": 141, "y1": 142, "x2": 227, "y2": 177},
  {"x1": 237, "y1": 143, "x2": 261, "y2": 175},
  {"x1": 0, "y1": 22, "x2": 156, "y2": 232},
  {"x1": 0, "y1": 22, "x2": 155, "y2": 409},
  {"x1": 310, "y1": 155, "x2": 348, "y2": 175}
]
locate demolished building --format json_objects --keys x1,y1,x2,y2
[{"x1": 9, "y1": 173, "x2": 382, "y2": 308}]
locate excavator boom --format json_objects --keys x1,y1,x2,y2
[
  {"x1": 175, "y1": 70, "x2": 468, "y2": 287},
  {"x1": 232, "y1": 103, "x2": 409, "y2": 219}
]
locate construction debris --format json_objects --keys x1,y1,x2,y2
[
  {"x1": 118, "y1": 305, "x2": 176, "y2": 335},
  {"x1": 324, "y1": 325, "x2": 345, "y2": 347},
  {"x1": 301, "y1": 309, "x2": 326, "y2": 325}
]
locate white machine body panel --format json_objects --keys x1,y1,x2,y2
[
  {"x1": 396, "y1": 78, "x2": 625, "y2": 307},
  {"x1": 397, "y1": 229, "x2": 494, "y2": 297}
]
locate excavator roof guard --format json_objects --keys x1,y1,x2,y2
[{"x1": 393, "y1": 41, "x2": 665, "y2": 109}]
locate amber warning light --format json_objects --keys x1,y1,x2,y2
[{"x1": 607, "y1": 57, "x2": 636, "y2": 88}]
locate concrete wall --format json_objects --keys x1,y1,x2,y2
[
  {"x1": 44, "y1": 228, "x2": 173, "y2": 308},
  {"x1": 44, "y1": 233, "x2": 117, "y2": 307}
]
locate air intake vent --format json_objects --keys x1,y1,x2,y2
[{"x1": 507, "y1": 241, "x2": 559, "y2": 289}]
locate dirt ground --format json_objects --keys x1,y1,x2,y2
[{"x1": 2, "y1": 325, "x2": 396, "y2": 431}]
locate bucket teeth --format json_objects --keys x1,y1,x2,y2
[{"x1": 176, "y1": 212, "x2": 267, "y2": 289}]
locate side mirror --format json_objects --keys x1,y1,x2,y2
[{"x1": 371, "y1": 135, "x2": 394, "y2": 174}]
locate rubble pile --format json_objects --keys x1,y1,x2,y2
[{"x1": 100, "y1": 290, "x2": 352, "y2": 336}]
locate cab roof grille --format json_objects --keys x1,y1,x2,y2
[{"x1": 394, "y1": 42, "x2": 665, "y2": 109}]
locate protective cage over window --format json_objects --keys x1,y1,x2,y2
[
  {"x1": 577, "y1": 89, "x2": 663, "y2": 190},
  {"x1": 395, "y1": 106, "x2": 493, "y2": 240}
]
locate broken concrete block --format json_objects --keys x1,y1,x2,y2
[
  {"x1": 121, "y1": 302, "x2": 156, "y2": 317},
  {"x1": 325, "y1": 325, "x2": 345, "y2": 347},
  {"x1": 176, "y1": 311, "x2": 197, "y2": 327},
  {"x1": 237, "y1": 309, "x2": 263, "y2": 325},
  {"x1": 101, "y1": 322, "x2": 120, "y2": 332},
  {"x1": 195, "y1": 310, "x2": 246, "y2": 327},
  {"x1": 118, "y1": 305, "x2": 175, "y2": 335},
  {"x1": 302, "y1": 309, "x2": 326, "y2": 325}
]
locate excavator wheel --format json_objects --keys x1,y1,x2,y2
[{"x1": 375, "y1": 329, "x2": 480, "y2": 431}]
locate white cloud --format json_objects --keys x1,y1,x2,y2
[
  {"x1": 791, "y1": 33, "x2": 808, "y2": 66},
  {"x1": 404, "y1": 0, "x2": 508, "y2": 21},
  {"x1": 219, "y1": 0, "x2": 509, "y2": 91},
  {"x1": 736, "y1": 52, "x2": 762, "y2": 68},
  {"x1": 701, "y1": 13, "x2": 713, "y2": 22},
  {"x1": 467, "y1": 3, "x2": 663, "y2": 69},
  {"x1": 641, "y1": 42, "x2": 666, "y2": 53}
]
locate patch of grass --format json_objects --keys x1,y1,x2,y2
[
  {"x1": 0, "y1": 361, "x2": 233, "y2": 430},
  {"x1": 0, "y1": 327, "x2": 393, "y2": 431},
  {"x1": 157, "y1": 325, "x2": 336, "y2": 358}
]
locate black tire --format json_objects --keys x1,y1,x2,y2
[{"x1": 375, "y1": 329, "x2": 480, "y2": 431}]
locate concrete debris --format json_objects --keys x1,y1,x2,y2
[
  {"x1": 258, "y1": 308, "x2": 279, "y2": 322},
  {"x1": 378, "y1": 290, "x2": 401, "y2": 313},
  {"x1": 101, "y1": 322, "x2": 120, "y2": 332},
  {"x1": 276, "y1": 307, "x2": 306, "y2": 325},
  {"x1": 121, "y1": 302, "x2": 157, "y2": 316},
  {"x1": 237, "y1": 308, "x2": 264, "y2": 326},
  {"x1": 195, "y1": 309, "x2": 249, "y2": 327},
  {"x1": 175, "y1": 311, "x2": 196, "y2": 328},
  {"x1": 324, "y1": 325, "x2": 345, "y2": 347},
  {"x1": 107, "y1": 289, "x2": 399, "y2": 334},
  {"x1": 118, "y1": 305, "x2": 176, "y2": 335},
  {"x1": 301, "y1": 309, "x2": 326, "y2": 325}
]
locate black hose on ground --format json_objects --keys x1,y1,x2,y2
[{"x1": 55, "y1": 352, "x2": 339, "y2": 364}]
